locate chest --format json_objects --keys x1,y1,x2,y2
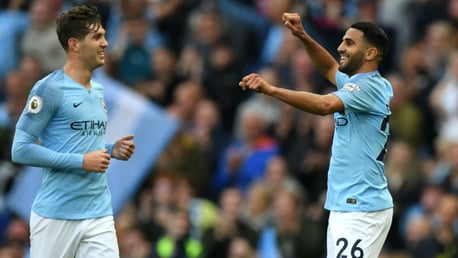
[{"x1": 56, "y1": 87, "x2": 108, "y2": 125}]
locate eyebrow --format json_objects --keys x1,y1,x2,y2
[
  {"x1": 342, "y1": 37, "x2": 356, "y2": 44},
  {"x1": 89, "y1": 27, "x2": 106, "y2": 39}
]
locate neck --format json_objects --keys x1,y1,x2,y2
[
  {"x1": 63, "y1": 61, "x2": 93, "y2": 88},
  {"x1": 360, "y1": 62, "x2": 379, "y2": 74}
]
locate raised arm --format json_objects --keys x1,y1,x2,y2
[{"x1": 282, "y1": 13, "x2": 339, "y2": 85}]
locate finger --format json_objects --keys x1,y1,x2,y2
[
  {"x1": 239, "y1": 74, "x2": 254, "y2": 90},
  {"x1": 126, "y1": 141, "x2": 135, "y2": 149},
  {"x1": 243, "y1": 73, "x2": 257, "y2": 82},
  {"x1": 239, "y1": 74, "x2": 250, "y2": 86},
  {"x1": 240, "y1": 82, "x2": 249, "y2": 91},
  {"x1": 121, "y1": 142, "x2": 135, "y2": 153},
  {"x1": 284, "y1": 20, "x2": 296, "y2": 31},
  {"x1": 249, "y1": 75, "x2": 262, "y2": 90},
  {"x1": 282, "y1": 12, "x2": 292, "y2": 22},
  {"x1": 118, "y1": 146, "x2": 133, "y2": 160},
  {"x1": 96, "y1": 164, "x2": 107, "y2": 173},
  {"x1": 101, "y1": 157, "x2": 110, "y2": 165},
  {"x1": 245, "y1": 73, "x2": 257, "y2": 86},
  {"x1": 126, "y1": 143, "x2": 135, "y2": 153},
  {"x1": 103, "y1": 152, "x2": 111, "y2": 160},
  {"x1": 121, "y1": 134, "x2": 135, "y2": 141},
  {"x1": 118, "y1": 146, "x2": 128, "y2": 156},
  {"x1": 124, "y1": 146, "x2": 134, "y2": 157}
]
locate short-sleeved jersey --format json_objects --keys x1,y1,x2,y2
[
  {"x1": 12, "y1": 69, "x2": 112, "y2": 220},
  {"x1": 325, "y1": 70, "x2": 393, "y2": 212}
]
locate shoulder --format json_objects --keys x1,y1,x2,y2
[
  {"x1": 351, "y1": 71, "x2": 388, "y2": 85},
  {"x1": 346, "y1": 71, "x2": 391, "y2": 93},
  {"x1": 32, "y1": 70, "x2": 65, "y2": 93},
  {"x1": 335, "y1": 71, "x2": 350, "y2": 89},
  {"x1": 29, "y1": 70, "x2": 65, "y2": 108}
]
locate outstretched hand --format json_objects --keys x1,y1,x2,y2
[
  {"x1": 112, "y1": 134, "x2": 135, "y2": 160},
  {"x1": 238, "y1": 73, "x2": 274, "y2": 95}
]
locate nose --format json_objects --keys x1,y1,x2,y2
[
  {"x1": 337, "y1": 42, "x2": 345, "y2": 53},
  {"x1": 101, "y1": 37, "x2": 109, "y2": 48}
]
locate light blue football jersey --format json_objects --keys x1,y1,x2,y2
[
  {"x1": 12, "y1": 69, "x2": 114, "y2": 220},
  {"x1": 325, "y1": 70, "x2": 394, "y2": 212}
]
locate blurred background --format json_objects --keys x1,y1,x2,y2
[{"x1": 0, "y1": 0, "x2": 457, "y2": 257}]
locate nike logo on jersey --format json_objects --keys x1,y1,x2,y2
[{"x1": 73, "y1": 102, "x2": 83, "y2": 108}]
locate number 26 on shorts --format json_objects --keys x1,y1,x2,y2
[{"x1": 336, "y1": 238, "x2": 364, "y2": 258}]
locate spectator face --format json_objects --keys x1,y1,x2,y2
[
  {"x1": 220, "y1": 188, "x2": 242, "y2": 220},
  {"x1": 167, "y1": 209, "x2": 190, "y2": 239},
  {"x1": 228, "y1": 237, "x2": 256, "y2": 258},
  {"x1": 272, "y1": 190, "x2": 301, "y2": 231}
]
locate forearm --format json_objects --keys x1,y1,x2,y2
[
  {"x1": 268, "y1": 87, "x2": 340, "y2": 115},
  {"x1": 296, "y1": 31, "x2": 339, "y2": 84},
  {"x1": 11, "y1": 129, "x2": 83, "y2": 169}
]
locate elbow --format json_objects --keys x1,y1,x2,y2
[
  {"x1": 316, "y1": 101, "x2": 335, "y2": 116},
  {"x1": 11, "y1": 141, "x2": 26, "y2": 165},
  {"x1": 316, "y1": 94, "x2": 343, "y2": 115},
  {"x1": 10, "y1": 128, "x2": 37, "y2": 165},
  {"x1": 11, "y1": 146, "x2": 21, "y2": 164}
]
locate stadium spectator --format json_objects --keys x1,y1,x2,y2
[
  {"x1": 20, "y1": 0, "x2": 65, "y2": 74},
  {"x1": 212, "y1": 107, "x2": 279, "y2": 197},
  {"x1": 201, "y1": 187, "x2": 258, "y2": 258}
]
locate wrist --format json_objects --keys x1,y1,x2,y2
[
  {"x1": 106, "y1": 143, "x2": 114, "y2": 158},
  {"x1": 267, "y1": 85, "x2": 278, "y2": 96}
]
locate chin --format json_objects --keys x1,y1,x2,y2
[
  {"x1": 338, "y1": 65, "x2": 356, "y2": 76},
  {"x1": 97, "y1": 58, "x2": 105, "y2": 66},
  {"x1": 338, "y1": 66, "x2": 347, "y2": 74},
  {"x1": 91, "y1": 62, "x2": 104, "y2": 71}
]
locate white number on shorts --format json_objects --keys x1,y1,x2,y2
[{"x1": 336, "y1": 238, "x2": 364, "y2": 258}]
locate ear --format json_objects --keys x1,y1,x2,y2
[
  {"x1": 68, "y1": 38, "x2": 80, "y2": 53},
  {"x1": 365, "y1": 47, "x2": 378, "y2": 61}
]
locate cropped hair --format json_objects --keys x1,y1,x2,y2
[
  {"x1": 350, "y1": 22, "x2": 388, "y2": 61},
  {"x1": 56, "y1": 5, "x2": 102, "y2": 51}
]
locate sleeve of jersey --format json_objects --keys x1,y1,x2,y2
[
  {"x1": 335, "y1": 71, "x2": 349, "y2": 90},
  {"x1": 105, "y1": 143, "x2": 114, "y2": 157},
  {"x1": 333, "y1": 73, "x2": 379, "y2": 113},
  {"x1": 12, "y1": 129, "x2": 83, "y2": 169},
  {"x1": 11, "y1": 82, "x2": 83, "y2": 169}
]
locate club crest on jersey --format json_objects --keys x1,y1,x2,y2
[
  {"x1": 27, "y1": 96, "x2": 43, "y2": 114},
  {"x1": 100, "y1": 97, "x2": 107, "y2": 113},
  {"x1": 342, "y1": 83, "x2": 361, "y2": 92}
]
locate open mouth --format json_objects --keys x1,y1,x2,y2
[{"x1": 339, "y1": 55, "x2": 349, "y2": 65}]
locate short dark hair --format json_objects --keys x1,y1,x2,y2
[
  {"x1": 350, "y1": 22, "x2": 388, "y2": 61},
  {"x1": 56, "y1": 5, "x2": 102, "y2": 51}
]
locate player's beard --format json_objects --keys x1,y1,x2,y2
[{"x1": 338, "y1": 51, "x2": 365, "y2": 76}]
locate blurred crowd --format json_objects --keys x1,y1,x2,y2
[{"x1": 0, "y1": 0, "x2": 457, "y2": 257}]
